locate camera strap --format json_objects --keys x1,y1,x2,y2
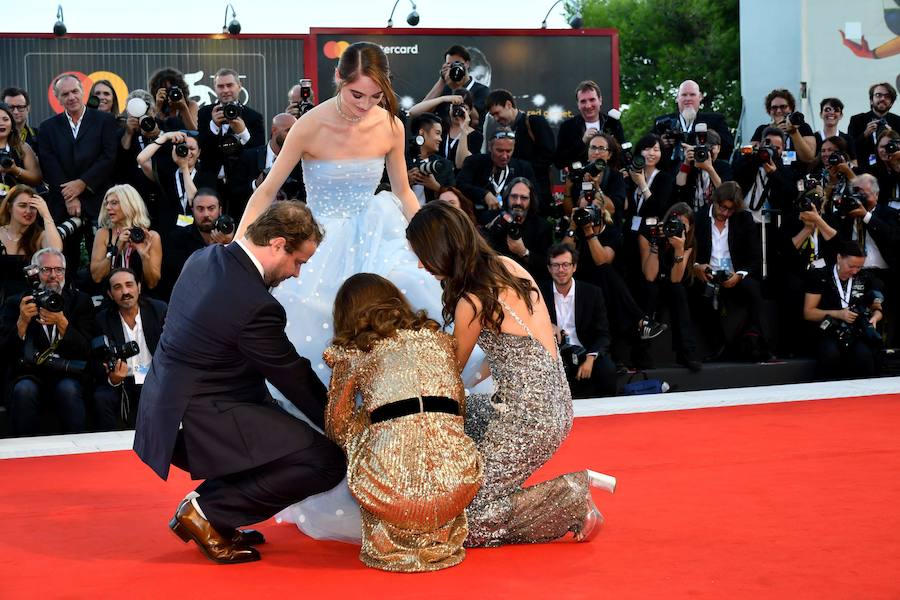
[
  {"x1": 491, "y1": 166, "x2": 509, "y2": 195},
  {"x1": 833, "y1": 265, "x2": 853, "y2": 309},
  {"x1": 175, "y1": 169, "x2": 196, "y2": 213}
]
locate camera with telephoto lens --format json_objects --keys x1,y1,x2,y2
[
  {"x1": 55, "y1": 217, "x2": 83, "y2": 240},
  {"x1": 30, "y1": 353, "x2": 87, "y2": 375},
  {"x1": 621, "y1": 142, "x2": 646, "y2": 172},
  {"x1": 489, "y1": 212, "x2": 523, "y2": 240},
  {"x1": 293, "y1": 79, "x2": 315, "y2": 116},
  {"x1": 221, "y1": 101, "x2": 243, "y2": 121},
  {"x1": 655, "y1": 116, "x2": 684, "y2": 145},
  {"x1": 23, "y1": 264, "x2": 64, "y2": 312},
  {"x1": 786, "y1": 112, "x2": 805, "y2": 127},
  {"x1": 447, "y1": 61, "x2": 466, "y2": 83},
  {"x1": 693, "y1": 123, "x2": 710, "y2": 162},
  {"x1": 569, "y1": 159, "x2": 607, "y2": 181},
  {"x1": 559, "y1": 330, "x2": 588, "y2": 368},
  {"x1": 91, "y1": 335, "x2": 140, "y2": 373},
  {"x1": 885, "y1": 139, "x2": 900, "y2": 156},
  {"x1": 128, "y1": 227, "x2": 145, "y2": 244},
  {"x1": 819, "y1": 291, "x2": 884, "y2": 349},
  {"x1": 139, "y1": 114, "x2": 157, "y2": 134},
  {"x1": 167, "y1": 86, "x2": 183, "y2": 102},
  {"x1": 757, "y1": 141, "x2": 779, "y2": 163},
  {"x1": 645, "y1": 215, "x2": 685, "y2": 239},
  {"x1": 0, "y1": 149, "x2": 14, "y2": 169},
  {"x1": 833, "y1": 186, "x2": 867, "y2": 218},
  {"x1": 214, "y1": 214, "x2": 235, "y2": 235},
  {"x1": 796, "y1": 189, "x2": 823, "y2": 212},
  {"x1": 414, "y1": 156, "x2": 453, "y2": 180},
  {"x1": 174, "y1": 141, "x2": 190, "y2": 158},
  {"x1": 693, "y1": 144, "x2": 710, "y2": 163},
  {"x1": 572, "y1": 204, "x2": 603, "y2": 228}
]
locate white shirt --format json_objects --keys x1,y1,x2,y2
[
  {"x1": 553, "y1": 281, "x2": 584, "y2": 348},
  {"x1": 859, "y1": 213, "x2": 889, "y2": 269},
  {"x1": 66, "y1": 106, "x2": 87, "y2": 139},
  {"x1": 584, "y1": 119, "x2": 600, "y2": 133},
  {"x1": 710, "y1": 219, "x2": 733, "y2": 272},
  {"x1": 208, "y1": 119, "x2": 252, "y2": 145},
  {"x1": 234, "y1": 238, "x2": 265, "y2": 280},
  {"x1": 120, "y1": 312, "x2": 152, "y2": 385}
]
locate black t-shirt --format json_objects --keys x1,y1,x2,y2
[{"x1": 805, "y1": 265, "x2": 879, "y2": 311}]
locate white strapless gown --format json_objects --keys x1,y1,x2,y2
[{"x1": 268, "y1": 157, "x2": 490, "y2": 543}]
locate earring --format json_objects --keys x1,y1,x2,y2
[{"x1": 415, "y1": 134, "x2": 425, "y2": 146}]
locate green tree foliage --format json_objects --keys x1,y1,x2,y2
[{"x1": 578, "y1": 0, "x2": 740, "y2": 139}]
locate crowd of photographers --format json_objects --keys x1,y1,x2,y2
[{"x1": 0, "y1": 48, "x2": 898, "y2": 436}]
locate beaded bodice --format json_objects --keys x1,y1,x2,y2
[{"x1": 302, "y1": 158, "x2": 385, "y2": 219}]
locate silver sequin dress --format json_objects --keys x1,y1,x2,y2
[{"x1": 464, "y1": 299, "x2": 591, "y2": 547}]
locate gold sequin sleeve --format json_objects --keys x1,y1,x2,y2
[{"x1": 323, "y1": 345, "x2": 367, "y2": 449}]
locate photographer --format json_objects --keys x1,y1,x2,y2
[
  {"x1": 2, "y1": 87, "x2": 39, "y2": 154},
  {"x1": 539, "y1": 243, "x2": 617, "y2": 398},
  {"x1": 410, "y1": 90, "x2": 481, "y2": 171},
  {"x1": 692, "y1": 182, "x2": 770, "y2": 361},
  {"x1": 555, "y1": 80, "x2": 625, "y2": 173},
  {"x1": 89, "y1": 184, "x2": 162, "y2": 290},
  {"x1": 93, "y1": 268, "x2": 167, "y2": 430},
  {"x1": 87, "y1": 80, "x2": 119, "y2": 116},
  {"x1": 815, "y1": 98, "x2": 855, "y2": 160},
  {"x1": 847, "y1": 82, "x2": 900, "y2": 169},
  {"x1": 422, "y1": 45, "x2": 489, "y2": 118},
  {"x1": 804, "y1": 240, "x2": 883, "y2": 379},
  {"x1": 407, "y1": 113, "x2": 455, "y2": 205},
  {"x1": 485, "y1": 89, "x2": 556, "y2": 210},
  {"x1": 0, "y1": 102, "x2": 43, "y2": 191},
  {"x1": 749, "y1": 89, "x2": 817, "y2": 173},
  {"x1": 228, "y1": 113, "x2": 305, "y2": 216},
  {"x1": 871, "y1": 130, "x2": 900, "y2": 206},
  {"x1": 115, "y1": 90, "x2": 162, "y2": 204},
  {"x1": 285, "y1": 81, "x2": 315, "y2": 119},
  {"x1": 148, "y1": 68, "x2": 199, "y2": 132},
  {"x1": 0, "y1": 185, "x2": 63, "y2": 300},
  {"x1": 159, "y1": 189, "x2": 234, "y2": 302},
  {"x1": 733, "y1": 127, "x2": 798, "y2": 225},
  {"x1": 651, "y1": 80, "x2": 734, "y2": 174},
  {"x1": 563, "y1": 133, "x2": 626, "y2": 225},
  {"x1": 0, "y1": 248, "x2": 94, "y2": 436},
  {"x1": 675, "y1": 128, "x2": 733, "y2": 212},
  {"x1": 196, "y1": 68, "x2": 265, "y2": 193},
  {"x1": 137, "y1": 130, "x2": 214, "y2": 236},
  {"x1": 639, "y1": 203, "x2": 701, "y2": 371},
  {"x1": 483, "y1": 177, "x2": 552, "y2": 282},
  {"x1": 457, "y1": 128, "x2": 538, "y2": 217}
]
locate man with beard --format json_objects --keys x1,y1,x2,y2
[
  {"x1": 457, "y1": 128, "x2": 538, "y2": 219},
  {"x1": 483, "y1": 177, "x2": 552, "y2": 282},
  {"x1": 159, "y1": 189, "x2": 234, "y2": 301},
  {"x1": 651, "y1": 80, "x2": 734, "y2": 174},
  {"x1": 93, "y1": 268, "x2": 167, "y2": 430},
  {"x1": 0, "y1": 248, "x2": 95, "y2": 436},
  {"x1": 228, "y1": 113, "x2": 305, "y2": 216},
  {"x1": 848, "y1": 82, "x2": 900, "y2": 170}
]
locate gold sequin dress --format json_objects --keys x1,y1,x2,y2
[
  {"x1": 324, "y1": 328, "x2": 483, "y2": 572},
  {"x1": 464, "y1": 299, "x2": 592, "y2": 547}
]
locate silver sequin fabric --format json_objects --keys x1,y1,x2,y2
[{"x1": 465, "y1": 310, "x2": 591, "y2": 547}]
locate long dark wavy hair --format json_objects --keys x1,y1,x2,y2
[
  {"x1": 331, "y1": 273, "x2": 439, "y2": 352},
  {"x1": 0, "y1": 103, "x2": 24, "y2": 161},
  {"x1": 0, "y1": 185, "x2": 44, "y2": 259},
  {"x1": 406, "y1": 201, "x2": 537, "y2": 331},
  {"x1": 336, "y1": 42, "x2": 399, "y2": 121}
]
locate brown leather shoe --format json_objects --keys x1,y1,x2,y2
[{"x1": 169, "y1": 500, "x2": 261, "y2": 564}]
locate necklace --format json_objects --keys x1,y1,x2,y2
[
  {"x1": 1, "y1": 225, "x2": 21, "y2": 242},
  {"x1": 335, "y1": 95, "x2": 362, "y2": 123}
]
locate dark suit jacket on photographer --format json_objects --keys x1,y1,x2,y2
[
  {"x1": 555, "y1": 114, "x2": 625, "y2": 171},
  {"x1": 835, "y1": 204, "x2": 900, "y2": 268},
  {"x1": 509, "y1": 112, "x2": 556, "y2": 206},
  {"x1": 457, "y1": 153, "x2": 539, "y2": 213},
  {"x1": 483, "y1": 209, "x2": 552, "y2": 282},
  {"x1": 196, "y1": 103, "x2": 265, "y2": 205},
  {"x1": 227, "y1": 144, "x2": 307, "y2": 216},
  {"x1": 0, "y1": 286, "x2": 96, "y2": 380},
  {"x1": 732, "y1": 152, "x2": 799, "y2": 218},
  {"x1": 151, "y1": 149, "x2": 217, "y2": 236},
  {"x1": 94, "y1": 297, "x2": 167, "y2": 380},
  {"x1": 652, "y1": 111, "x2": 734, "y2": 168},
  {"x1": 539, "y1": 279, "x2": 611, "y2": 357},
  {"x1": 694, "y1": 209, "x2": 762, "y2": 279},
  {"x1": 848, "y1": 110, "x2": 900, "y2": 166},
  {"x1": 675, "y1": 159, "x2": 734, "y2": 212}
]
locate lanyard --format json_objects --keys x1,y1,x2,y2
[
  {"x1": 634, "y1": 169, "x2": 658, "y2": 213},
  {"x1": 491, "y1": 165, "x2": 509, "y2": 195},
  {"x1": 832, "y1": 265, "x2": 853, "y2": 308},
  {"x1": 444, "y1": 134, "x2": 459, "y2": 158},
  {"x1": 175, "y1": 168, "x2": 196, "y2": 213}
]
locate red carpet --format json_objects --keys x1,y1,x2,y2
[{"x1": 2, "y1": 395, "x2": 899, "y2": 599}]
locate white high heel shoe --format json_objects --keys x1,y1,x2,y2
[{"x1": 587, "y1": 470, "x2": 617, "y2": 494}]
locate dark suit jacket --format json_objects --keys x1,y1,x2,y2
[
  {"x1": 651, "y1": 111, "x2": 734, "y2": 162},
  {"x1": 133, "y1": 243, "x2": 328, "y2": 480},
  {"x1": 94, "y1": 297, "x2": 167, "y2": 380},
  {"x1": 159, "y1": 224, "x2": 207, "y2": 301},
  {"x1": 540, "y1": 280, "x2": 611, "y2": 357},
  {"x1": 555, "y1": 114, "x2": 626, "y2": 170},
  {"x1": 196, "y1": 103, "x2": 265, "y2": 181},
  {"x1": 227, "y1": 143, "x2": 307, "y2": 216},
  {"x1": 150, "y1": 150, "x2": 217, "y2": 236},
  {"x1": 847, "y1": 110, "x2": 900, "y2": 163},
  {"x1": 694, "y1": 209, "x2": 762, "y2": 279},
  {"x1": 510, "y1": 112, "x2": 556, "y2": 202},
  {"x1": 732, "y1": 153, "x2": 799, "y2": 214},
  {"x1": 38, "y1": 108, "x2": 118, "y2": 224},
  {"x1": 457, "y1": 154, "x2": 539, "y2": 212}
]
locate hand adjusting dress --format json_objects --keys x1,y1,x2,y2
[
  {"x1": 323, "y1": 329, "x2": 482, "y2": 572},
  {"x1": 465, "y1": 297, "x2": 593, "y2": 547}
]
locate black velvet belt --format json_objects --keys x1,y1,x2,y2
[{"x1": 369, "y1": 395, "x2": 460, "y2": 424}]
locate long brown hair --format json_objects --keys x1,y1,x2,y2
[
  {"x1": 406, "y1": 201, "x2": 536, "y2": 331},
  {"x1": 0, "y1": 103, "x2": 24, "y2": 161},
  {"x1": 331, "y1": 273, "x2": 438, "y2": 351},
  {"x1": 436, "y1": 185, "x2": 477, "y2": 225},
  {"x1": 336, "y1": 42, "x2": 399, "y2": 121},
  {"x1": 0, "y1": 185, "x2": 44, "y2": 259}
]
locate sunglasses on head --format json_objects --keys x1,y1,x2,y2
[{"x1": 492, "y1": 131, "x2": 516, "y2": 141}]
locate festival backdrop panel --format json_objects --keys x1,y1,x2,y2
[
  {"x1": 312, "y1": 30, "x2": 618, "y2": 135},
  {"x1": 0, "y1": 36, "x2": 306, "y2": 127}
]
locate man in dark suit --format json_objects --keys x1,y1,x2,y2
[
  {"x1": 38, "y1": 74, "x2": 118, "y2": 266},
  {"x1": 692, "y1": 182, "x2": 770, "y2": 358},
  {"x1": 227, "y1": 112, "x2": 305, "y2": 216},
  {"x1": 651, "y1": 80, "x2": 734, "y2": 174},
  {"x1": 196, "y1": 68, "x2": 265, "y2": 213},
  {"x1": 483, "y1": 177, "x2": 553, "y2": 283},
  {"x1": 555, "y1": 80, "x2": 625, "y2": 172},
  {"x1": 457, "y1": 128, "x2": 539, "y2": 218},
  {"x1": 848, "y1": 82, "x2": 900, "y2": 169},
  {"x1": 93, "y1": 268, "x2": 167, "y2": 430},
  {"x1": 134, "y1": 201, "x2": 345, "y2": 564},
  {"x1": 540, "y1": 243, "x2": 617, "y2": 398}
]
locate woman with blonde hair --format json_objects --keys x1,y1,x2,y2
[{"x1": 90, "y1": 184, "x2": 162, "y2": 288}]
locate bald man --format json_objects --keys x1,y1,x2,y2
[
  {"x1": 651, "y1": 80, "x2": 734, "y2": 173},
  {"x1": 227, "y1": 112, "x2": 306, "y2": 216}
]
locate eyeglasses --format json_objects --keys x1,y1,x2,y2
[
  {"x1": 769, "y1": 103, "x2": 790, "y2": 112},
  {"x1": 492, "y1": 131, "x2": 516, "y2": 140},
  {"x1": 549, "y1": 262, "x2": 574, "y2": 270},
  {"x1": 873, "y1": 92, "x2": 892, "y2": 99},
  {"x1": 821, "y1": 106, "x2": 841, "y2": 113},
  {"x1": 589, "y1": 145, "x2": 610, "y2": 152},
  {"x1": 717, "y1": 204, "x2": 736, "y2": 214},
  {"x1": 7, "y1": 105, "x2": 28, "y2": 112},
  {"x1": 39, "y1": 267, "x2": 66, "y2": 275}
]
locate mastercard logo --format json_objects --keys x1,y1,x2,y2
[
  {"x1": 323, "y1": 40, "x2": 351, "y2": 59},
  {"x1": 46, "y1": 70, "x2": 129, "y2": 114}
]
